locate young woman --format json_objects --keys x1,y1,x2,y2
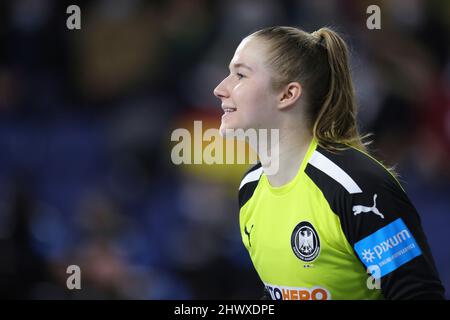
[{"x1": 213, "y1": 26, "x2": 445, "y2": 300}]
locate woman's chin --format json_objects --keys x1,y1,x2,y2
[
  {"x1": 220, "y1": 125, "x2": 252, "y2": 141},
  {"x1": 219, "y1": 124, "x2": 235, "y2": 138},
  {"x1": 219, "y1": 115, "x2": 251, "y2": 137}
]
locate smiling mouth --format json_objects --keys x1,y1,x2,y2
[{"x1": 223, "y1": 107, "x2": 237, "y2": 114}]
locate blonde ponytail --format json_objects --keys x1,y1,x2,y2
[{"x1": 311, "y1": 27, "x2": 370, "y2": 152}]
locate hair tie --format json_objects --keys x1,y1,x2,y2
[{"x1": 312, "y1": 31, "x2": 325, "y2": 47}]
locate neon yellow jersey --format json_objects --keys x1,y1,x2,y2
[{"x1": 238, "y1": 137, "x2": 444, "y2": 300}]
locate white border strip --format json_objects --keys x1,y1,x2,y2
[
  {"x1": 239, "y1": 167, "x2": 263, "y2": 190},
  {"x1": 309, "y1": 151, "x2": 362, "y2": 194}
]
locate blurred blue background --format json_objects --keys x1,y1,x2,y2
[{"x1": 0, "y1": 0, "x2": 448, "y2": 299}]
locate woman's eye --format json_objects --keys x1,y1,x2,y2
[{"x1": 236, "y1": 73, "x2": 245, "y2": 80}]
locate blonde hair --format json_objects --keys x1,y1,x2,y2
[{"x1": 250, "y1": 26, "x2": 371, "y2": 152}]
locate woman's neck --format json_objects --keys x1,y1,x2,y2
[{"x1": 259, "y1": 127, "x2": 313, "y2": 188}]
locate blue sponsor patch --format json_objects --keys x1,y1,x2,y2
[{"x1": 354, "y1": 218, "x2": 422, "y2": 278}]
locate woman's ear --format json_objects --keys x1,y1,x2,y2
[{"x1": 277, "y1": 82, "x2": 302, "y2": 110}]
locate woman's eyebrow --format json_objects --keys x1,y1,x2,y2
[{"x1": 229, "y1": 63, "x2": 253, "y2": 72}]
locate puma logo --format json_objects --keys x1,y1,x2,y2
[
  {"x1": 244, "y1": 224, "x2": 254, "y2": 247},
  {"x1": 352, "y1": 194, "x2": 385, "y2": 219}
]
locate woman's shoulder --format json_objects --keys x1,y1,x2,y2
[
  {"x1": 238, "y1": 162, "x2": 263, "y2": 209},
  {"x1": 306, "y1": 144, "x2": 405, "y2": 195}
]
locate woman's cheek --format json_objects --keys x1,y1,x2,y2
[{"x1": 232, "y1": 82, "x2": 244, "y2": 98}]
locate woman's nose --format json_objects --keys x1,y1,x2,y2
[{"x1": 213, "y1": 78, "x2": 229, "y2": 99}]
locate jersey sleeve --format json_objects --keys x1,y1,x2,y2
[
  {"x1": 305, "y1": 146, "x2": 445, "y2": 299},
  {"x1": 336, "y1": 167, "x2": 445, "y2": 299}
]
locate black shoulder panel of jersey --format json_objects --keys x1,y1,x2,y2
[
  {"x1": 305, "y1": 145, "x2": 401, "y2": 243},
  {"x1": 305, "y1": 145, "x2": 445, "y2": 299},
  {"x1": 238, "y1": 162, "x2": 262, "y2": 210}
]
